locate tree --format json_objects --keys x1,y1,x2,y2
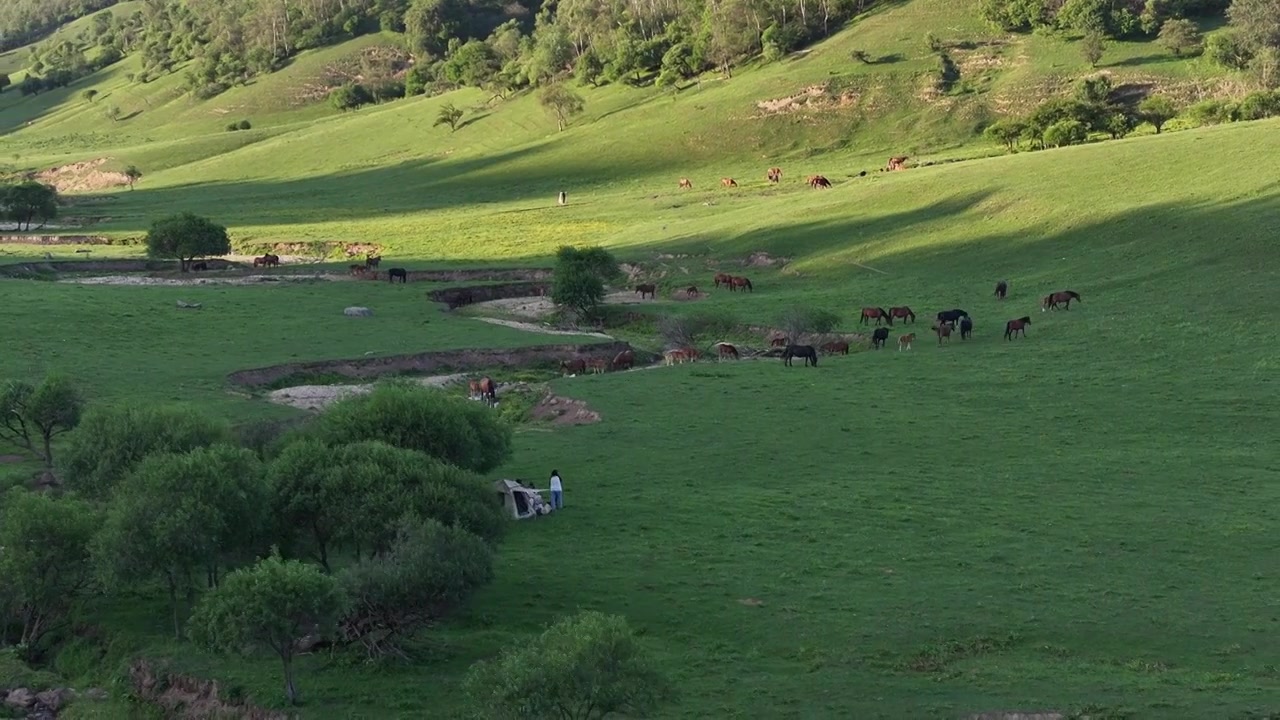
[
  {"x1": 1043, "y1": 119, "x2": 1089, "y2": 147},
  {"x1": 337, "y1": 517, "x2": 492, "y2": 658},
  {"x1": 145, "y1": 212, "x2": 230, "y2": 271},
  {"x1": 1081, "y1": 31, "x2": 1106, "y2": 68},
  {"x1": 93, "y1": 445, "x2": 269, "y2": 638},
  {"x1": 1206, "y1": 29, "x2": 1255, "y2": 70},
  {"x1": 1, "y1": 181, "x2": 58, "y2": 231},
  {"x1": 1227, "y1": 0, "x2": 1280, "y2": 54},
  {"x1": 189, "y1": 553, "x2": 345, "y2": 705},
  {"x1": 434, "y1": 103, "x2": 465, "y2": 131},
  {"x1": 19, "y1": 75, "x2": 41, "y2": 96},
  {"x1": 1158, "y1": 18, "x2": 1202, "y2": 56},
  {"x1": 0, "y1": 376, "x2": 83, "y2": 470},
  {"x1": 466, "y1": 611, "x2": 675, "y2": 720},
  {"x1": 0, "y1": 490, "x2": 98, "y2": 653},
  {"x1": 984, "y1": 119, "x2": 1027, "y2": 150},
  {"x1": 538, "y1": 83, "x2": 585, "y2": 131},
  {"x1": 442, "y1": 40, "x2": 499, "y2": 87},
  {"x1": 0, "y1": 73, "x2": 9, "y2": 93},
  {"x1": 1139, "y1": 94, "x2": 1178, "y2": 133},
  {"x1": 1251, "y1": 46, "x2": 1280, "y2": 89},
  {"x1": 81, "y1": 88, "x2": 98, "y2": 103},
  {"x1": 330, "y1": 82, "x2": 373, "y2": 111},
  {"x1": 551, "y1": 246, "x2": 618, "y2": 320},
  {"x1": 123, "y1": 165, "x2": 142, "y2": 190}
]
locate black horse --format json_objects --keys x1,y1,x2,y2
[
  {"x1": 959, "y1": 316, "x2": 973, "y2": 340},
  {"x1": 936, "y1": 309, "x2": 969, "y2": 328},
  {"x1": 782, "y1": 344, "x2": 818, "y2": 367},
  {"x1": 994, "y1": 280, "x2": 1008, "y2": 300},
  {"x1": 388, "y1": 267, "x2": 408, "y2": 283},
  {"x1": 190, "y1": 261, "x2": 208, "y2": 271},
  {"x1": 871, "y1": 327, "x2": 890, "y2": 350}
]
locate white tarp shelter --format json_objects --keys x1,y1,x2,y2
[{"x1": 494, "y1": 479, "x2": 553, "y2": 520}]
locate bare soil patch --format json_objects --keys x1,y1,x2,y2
[
  {"x1": 471, "y1": 290, "x2": 658, "y2": 322},
  {"x1": 755, "y1": 83, "x2": 860, "y2": 117},
  {"x1": 36, "y1": 158, "x2": 130, "y2": 193},
  {"x1": 531, "y1": 394, "x2": 601, "y2": 425},
  {"x1": 63, "y1": 272, "x2": 339, "y2": 286},
  {"x1": 266, "y1": 373, "x2": 469, "y2": 411},
  {"x1": 472, "y1": 317, "x2": 614, "y2": 339}
]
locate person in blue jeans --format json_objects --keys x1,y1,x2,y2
[{"x1": 549, "y1": 469, "x2": 563, "y2": 510}]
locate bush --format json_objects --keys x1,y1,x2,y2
[
  {"x1": 1236, "y1": 89, "x2": 1280, "y2": 119},
  {"x1": 1158, "y1": 18, "x2": 1203, "y2": 56},
  {"x1": 0, "y1": 649, "x2": 60, "y2": 690},
  {"x1": 777, "y1": 307, "x2": 841, "y2": 342},
  {"x1": 1043, "y1": 119, "x2": 1089, "y2": 146},
  {"x1": 1186, "y1": 98, "x2": 1238, "y2": 125},
  {"x1": 226, "y1": 122, "x2": 240, "y2": 131},
  {"x1": 330, "y1": 82, "x2": 373, "y2": 111},
  {"x1": 237, "y1": 119, "x2": 252, "y2": 130},
  {"x1": 1206, "y1": 30, "x2": 1254, "y2": 70}
]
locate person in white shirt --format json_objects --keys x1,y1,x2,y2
[{"x1": 549, "y1": 470, "x2": 563, "y2": 510}]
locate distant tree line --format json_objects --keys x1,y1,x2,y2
[{"x1": 0, "y1": 0, "x2": 119, "y2": 52}]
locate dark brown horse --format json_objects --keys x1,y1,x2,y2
[
  {"x1": 1042, "y1": 290, "x2": 1081, "y2": 311},
  {"x1": 1004, "y1": 316, "x2": 1031, "y2": 340},
  {"x1": 561, "y1": 358, "x2": 587, "y2": 375},
  {"x1": 871, "y1": 327, "x2": 890, "y2": 350},
  {"x1": 191, "y1": 261, "x2": 208, "y2": 271},
  {"x1": 635, "y1": 283, "x2": 656, "y2": 299},
  {"x1": 767, "y1": 167, "x2": 782, "y2": 183},
  {"x1": 959, "y1": 316, "x2": 973, "y2": 340},
  {"x1": 932, "y1": 322, "x2": 952, "y2": 345},
  {"x1": 729, "y1": 276, "x2": 753, "y2": 292},
  {"x1": 469, "y1": 377, "x2": 497, "y2": 406},
  {"x1": 365, "y1": 254, "x2": 382, "y2": 269},
  {"x1": 889, "y1": 306, "x2": 915, "y2": 324},
  {"x1": 263, "y1": 254, "x2": 280, "y2": 267},
  {"x1": 808, "y1": 175, "x2": 832, "y2": 188},
  {"x1": 820, "y1": 340, "x2": 849, "y2": 355},
  {"x1": 770, "y1": 336, "x2": 789, "y2": 348},
  {"x1": 349, "y1": 264, "x2": 367, "y2": 276},
  {"x1": 715, "y1": 342, "x2": 739, "y2": 361},
  {"x1": 714, "y1": 272, "x2": 733, "y2": 289},
  {"x1": 860, "y1": 307, "x2": 893, "y2": 326},
  {"x1": 782, "y1": 344, "x2": 818, "y2": 367},
  {"x1": 388, "y1": 267, "x2": 408, "y2": 283},
  {"x1": 994, "y1": 280, "x2": 1008, "y2": 300},
  {"x1": 611, "y1": 350, "x2": 635, "y2": 370},
  {"x1": 685, "y1": 286, "x2": 699, "y2": 298},
  {"x1": 252, "y1": 255, "x2": 271, "y2": 268},
  {"x1": 936, "y1": 309, "x2": 969, "y2": 328}
]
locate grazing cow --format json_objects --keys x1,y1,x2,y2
[
  {"x1": 767, "y1": 167, "x2": 782, "y2": 183},
  {"x1": 561, "y1": 358, "x2": 587, "y2": 375},
  {"x1": 959, "y1": 316, "x2": 973, "y2": 340},
  {"x1": 612, "y1": 350, "x2": 635, "y2": 371},
  {"x1": 635, "y1": 283, "x2": 657, "y2": 299},
  {"x1": 871, "y1": 327, "x2": 890, "y2": 350},
  {"x1": 820, "y1": 340, "x2": 849, "y2": 355},
  {"x1": 887, "y1": 156, "x2": 908, "y2": 171},
  {"x1": 679, "y1": 178, "x2": 693, "y2": 189},
  {"x1": 721, "y1": 178, "x2": 738, "y2": 188},
  {"x1": 387, "y1": 267, "x2": 408, "y2": 283},
  {"x1": 898, "y1": 333, "x2": 915, "y2": 351},
  {"x1": 782, "y1": 344, "x2": 818, "y2": 367}
]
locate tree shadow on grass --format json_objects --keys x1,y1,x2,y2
[{"x1": 1106, "y1": 54, "x2": 1184, "y2": 69}]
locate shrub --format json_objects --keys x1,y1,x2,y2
[
  {"x1": 1206, "y1": 30, "x2": 1254, "y2": 70},
  {"x1": 777, "y1": 307, "x2": 841, "y2": 342},
  {"x1": 237, "y1": 119, "x2": 252, "y2": 130},
  {"x1": 1186, "y1": 98, "x2": 1238, "y2": 125},
  {"x1": 1043, "y1": 119, "x2": 1089, "y2": 146},
  {"x1": 985, "y1": 119, "x2": 1028, "y2": 150},
  {"x1": 1236, "y1": 89, "x2": 1280, "y2": 119},
  {"x1": 330, "y1": 82, "x2": 373, "y2": 111},
  {"x1": 1158, "y1": 18, "x2": 1203, "y2": 56},
  {"x1": 226, "y1": 122, "x2": 240, "y2": 132},
  {"x1": 1138, "y1": 94, "x2": 1178, "y2": 133}
]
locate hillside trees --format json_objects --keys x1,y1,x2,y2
[
  {"x1": 144, "y1": 212, "x2": 231, "y2": 271},
  {"x1": 0, "y1": 375, "x2": 84, "y2": 470},
  {"x1": 0, "y1": 0, "x2": 120, "y2": 52}
]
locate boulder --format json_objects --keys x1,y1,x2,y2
[
  {"x1": 35, "y1": 688, "x2": 69, "y2": 712},
  {"x1": 344, "y1": 306, "x2": 373, "y2": 317},
  {"x1": 3, "y1": 688, "x2": 35, "y2": 709}
]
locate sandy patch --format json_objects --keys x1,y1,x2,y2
[
  {"x1": 36, "y1": 158, "x2": 131, "y2": 193},
  {"x1": 530, "y1": 394, "x2": 601, "y2": 425},
  {"x1": 62, "y1": 273, "x2": 345, "y2": 286},
  {"x1": 471, "y1": 290, "x2": 652, "y2": 322},
  {"x1": 265, "y1": 373, "x2": 469, "y2": 411}
]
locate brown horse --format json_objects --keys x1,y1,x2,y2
[
  {"x1": 586, "y1": 358, "x2": 607, "y2": 374},
  {"x1": 1004, "y1": 316, "x2": 1031, "y2": 340},
  {"x1": 932, "y1": 322, "x2": 952, "y2": 345},
  {"x1": 1042, "y1": 290, "x2": 1081, "y2": 311},
  {"x1": 721, "y1": 178, "x2": 737, "y2": 188},
  {"x1": 729, "y1": 276, "x2": 753, "y2": 292},
  {"x1": 770, "y1": 336, "x2": 789, "y2": 348},
  {"x1": 820, "y1": 340, "x2": 849, "y2": 355},
  {"x1": 714, "y1": 272, "x2": 733, "y2": 289},
  {"x1": 994, "y1": 280, "x2": 1008, "y2": 300},
  {"x1": 860, "y1": 307, "x2": 893, "y2": 326},
  {"x1": 678, "y1": 178, "x2": 693, "y2": 189},
  {"x1": 664, "y1": 349, "x2": 691, "y2": 365},
  {"x1": 685, "y1": 286, "x2": 700, "y2": 298},
  {"x1": 889, "y1": 306, "x2": 916, "y2": 323},
  {"x1": 715, "y1": 342, "x2": 739, "y2": 361},
  {"x1": 808, "y1": 175, "x2": 832, "y2": 188},
  {"x1": 253, "y1": 256, "x2": 270, "y2": 268},
  {"x1": 263, "y1": 254, "x2": 280, "y2": 267},
  {"x1": 635, "y1": 283, "x2": 657, "y2": 299},
  {"x1": 365, "y1": 254, "x2": 382, "y2": 269},
  {"x1": 683, "y1": 347, "x2": 701, "y2": 362},
  {"x1": 349, "y1": 264, "x2": 367, "y2": 276},
  {"x1": 898, "y1": 333, "x2": 915, "y2": 351},
  {"x1": 469, "y1": 377, "x2": 497, "y2": 406},
  {"x1": 887, "y1": 156, "x2": 908, "y2": 171},
  {"x1": 561, "y1": 358, "x2": 586, "y2": 375},
  {"x1": 612, "y1": 350, "x2": 635, "y2": 371},
  {"x1": 767, "y1": 167, "x2": 782, "y2": 183}
]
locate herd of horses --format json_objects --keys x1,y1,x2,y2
[{"x1": 676, "y1": 159, "x2": 906, "y2": 192}]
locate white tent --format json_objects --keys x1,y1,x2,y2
[{"x1": 493, "y1": 479, "x2": 553, "y2": 520}]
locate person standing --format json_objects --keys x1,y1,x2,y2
[{"x1": 549, "y1": 470, "x2": 563, "y2": 510}]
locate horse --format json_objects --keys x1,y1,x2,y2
[
  {"x1": 365, "y1": 255, "x2": 382, "y2": 269},
  {"x1": 713, "y1": 272, "x2": 733, "y2": 289},
  {"x1": 447, "y1": 290, "x2": 474, "y2": 310},
  {"x1": 679, "y1": 178, "x2": 693, "y2": 189},
  {"x1": 252, "y1": 256, "x2": 270, "y2": 268},
  {"x1": 664, "y1": 349, "x2": 691, "y2": 365},
  {"x1": 387, "y1": 267, "x2": 408, "y2": 283},
  {"x1": 349, "y1": 264, "x2": 367, "y2": 276},
  {"x1": 264, "y1": 254, "x2": 280, "y2": 267},
  {"x1": 770, "y1": 337, "x2": 789, "y2": 348},
  {"x1": 190, "y1": 261, "x2": 208, "y2": 272},
  {"x1": 871, "y1": 327, "x2": 890, "y2": 350},
  {"x1": 1004, "y1": 316, "x2": 1031, "y2": 340},
  {"x1": 808, "y1": 175, "x2": 832, "y2": 189},
  {"x1": 782, "y1": 344, "x2": 818, "y2": 367},
  {"x1": 685, "y1": 286, "x2": 700, "y2": 298},
  {"x1": 1042, "y1": 290, "x2": 1082, "y2": 311},
  {"x1": 898, "y1": 333, "x2": 915, "y2": 351},
  {"x1": 860, "y1": 307, "x2": 893, "y2": 326},
  {"x1": 612, "y1": 350, "x2": 635, "y2": 370},
  {"x1": 721, "y1": 178, "x2": 738, "y2": 188},
  {"x1": 820, "y1": 340, "x2": 849, "y2": 355},
  {"x1": 469, "y1": 377, "x2": 497, "y2": 406},
  {"x1": 767, "y1": 167, "x2": 782, "y2": 183},
  {"x1": 959, "y1": 316, "x2": 973, "y2": 340},
  {"x1": 889, "y1": 306, "x2": 916, "y2": 324},
  {"x1": 561, "y1": 358, "x2": 587, "y2": 375},
  {"x1": 715, "y1": 342, "x2": 739, "y2": 361},
  {"x1": 994, "y1": 280, "x2": 1008, "y2": 300},
  {"x1": 586, "y1": 358, "x2": 607, "y2": 374},
  {"x1": 935, "y1": 309, "x2": 969, "y2": 328},
  {"x1": 932, "y1": 322, "x2": 953, "y2": 345},
  {"x1": 729, "y1": 276, "x2": 753, "y2": 293},
  {"x1": 887, "y1": 155, "x2": 908, "y2": 171},
  {"x1": 635, "y1": 283, "x2": 657, "y2": 299}
]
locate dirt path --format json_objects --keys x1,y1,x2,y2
[
  {"x1": 471, "y1": 317, "x2": 615, "y2": 339},
  {"x1": 265, "y1": 373, "x2": 470, "y2": 411},
  {"x1": 471, "y1": 290, "x2": 659, "y2": 321},
  {"x1": 62, "y1": 272, "x2": 345, "y2": 286}
]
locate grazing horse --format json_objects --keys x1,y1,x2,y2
[
  {"x1": 561, "y1": 358, "x2": 587, "y2": 375},
  {"x1": 715, "y1": 342, "x2": 739, "y2": 361},
  {"x1": 1004, "y1": 316, "x2": 1031, "y2": 340},
  {"x1": 713, "y1": 272, "x2": 733, "y2": 289},
  {"x1": 191, "y1": 261, "x2": 208, "y2": 271},
  {"x1": 808, "y1": 175, "x2": 832, "y2": 189},
  {"x1": 387, "y1": 267, "x2": 408, "y2": 283},
  {"x1": 664, "y1": 349, "x2": 692, "y2": 365},
  {"x1": 820, "y1": 340, "x2": 849, "y2": 355},
  {"x1": 994, "y1": 280, "x2": 1008, "y2": 300},
  {"x1": 729, "y1": 276, "x2": 753, "y2": 292},
  {"x1": 860, "y1": 307, "x2": 893, "y2": 326},
  {"x1": 889, "y1": 306, "x2": 916, "y2": 324},
  {"x1": 782, "y1": 344, "x2": 818, "y2": 367},
  {"x1": 678, "y1": 178, "x2": 693, "y2": 189},
  {"x1": 721, "y1": 178, "x2": 738, "y2": 188},
  {"x1": 767, "y1": 167, "x2": 782, "y2": 183},
  {"x1": 635, "y1": 283, "x2": 657, "y2": 299},
  {"x1": 1042, "y1": 290, "x2": 1082, "y2": 312},
  {"x1": 253, "y1": 256, "x2": 270, "y2": 268},
  {"x1": 898, "y1": 333, "x2": 915, "y2": 351},
  {"x1": 959, "y1": 316, "x2": 973, "y2": 340},
  {"x1": 871, "y1": 327, "x2": 890, "y2": 350},
  {"x1": 932, "y1": 322, "x2": 953, "y2": 345},
  {"x1": 769, "y1": 336, "x2": 789, "y2": 348},
  {"x1": 349, "y1": 264, "x2": 367, "y2": 276},
  {"x1": 612, "y1": 350, "x2": 635, "y2": 371},
  {"x1": 887, "y1": 155, "x2": 908, "y2": 171},
  {"x1": 469, "y1": 377, "x2": 498, "y2": 406},
  {"x1": 365, "y1": 255, "x2": 382, "y2": 269},
  {"x1": 263, "y1": 254, "x2": 280, "y2": 267},
  {"x1": 685, "y1": 286, "x2": 700, "y2": 298},
  {"x1": 586, "y1": 358, "x2": 607, "y2": 374},
  {"x1": 936, "y1": 309, "x2": 969, "y2": 328}
]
